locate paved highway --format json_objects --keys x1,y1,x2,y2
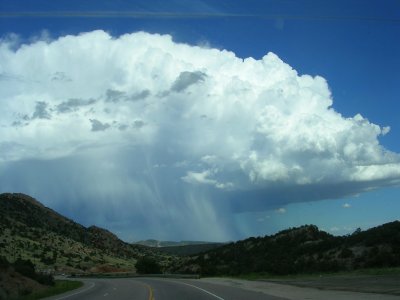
[{"x1": 44, "y1": 277, "x2": 286, "y2": 300}]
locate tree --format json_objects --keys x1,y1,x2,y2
[{"x1": 135, "y1": 257, "x2": 161, "y2": 274}]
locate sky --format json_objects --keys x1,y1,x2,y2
[{"x1": 0, "y1": 0, "x2": 399, "y2": 242}]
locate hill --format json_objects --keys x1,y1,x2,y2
[
  {"x1": 174, "y1": 222, "x2": 400, "y2": 276},
  {"x1": 0, "y1": 193, "x2": 178, "y2": 275},
  {"x1": 134, "y1": 240, "x2": 225, "y2": 256},
  {"x1": 135, "y1": 239, "x2": 219, "y2": 247},
  {"x1": 157, "y1": 243, "x2": 226, "y2": 256},
  {"x1": 2, "y1": 192, "x2": 399, "y2": 279}
]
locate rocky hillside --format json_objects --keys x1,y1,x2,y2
[
  {"x1": 174, "y1": 222, "x2": 400, "y2": 276},
  {"x1": 0, "y1": 193, "x2": 178, "y2": 274}
]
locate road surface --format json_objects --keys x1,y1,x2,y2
[
  {"x1": 44, "y1": 277, "x2": 400, "y2": 300},
  {"x1": 43, "y1": 277, "x2": 285, "y2": 300}
]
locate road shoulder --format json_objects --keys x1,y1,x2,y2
[{"x1": 197, "y1": 277, "x2": 400, "y2": 300}]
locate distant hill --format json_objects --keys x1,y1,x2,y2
[
  {"x1": 174, "y1": 222, "x2": 400, "y2": 276},
  {"x1": 0, "y1": 193, "x2": 178, "y2": 275},
  {"x1": 158, "y1": 243, "x2": 226, "y2": 256},
  {"x1": 135, "y1": 239, "x2": 218, "y2": 247},
  {"x1": 134, "y1": 240, "x2": 225, "y2": 256}
]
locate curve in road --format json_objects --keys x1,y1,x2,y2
[{"x1": 44, "y1": 277, "x2": 285, "y2": 300}]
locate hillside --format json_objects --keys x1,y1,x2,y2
[
  {"x1": 0, "y1": 193, "x2": 178, "y2": 274},
  {"x1": 174, "y1": 222, "x2": 400, "y2": 276},
  {"x1": 2, "y1": 192, "x2": 399, "y2": 279}
]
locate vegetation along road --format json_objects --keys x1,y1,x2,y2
[{"x1": 42, "y1": 277, "x2": 285, "y2": 300}]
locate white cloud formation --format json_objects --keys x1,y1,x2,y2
[
  {"x1": 0, "y1": 30, "x2": 399, "y2": 239},
  {"x1": 343, "y1": 203, "x2": 351, "y2": 208}
]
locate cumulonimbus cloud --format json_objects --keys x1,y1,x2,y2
[{"x1": 0, "y1": 30, "x2": 399, "y2": 217}]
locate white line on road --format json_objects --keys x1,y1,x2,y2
[
  {"x1": 175, "y1": 281, "x2": 225, "y2": 300},
  {"x1": 54, "y1": 282, "x2": 95, "y2": 300}
]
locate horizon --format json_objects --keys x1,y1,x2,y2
[
  {"x1": 1, "y1": 191, "x2": 398, "y2": 244},
  {"x1": 0, "y1": 0, "x2": 399, "y2": 242}
]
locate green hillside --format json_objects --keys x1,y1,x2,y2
[
  {"x1": 0, "y1": 193, "x2": 178, "y2": 274},
  {"x1": 174, "y1": 222, "x2": 400, "y2": 276},
  {"x1": 2, "y1": 192, "x2": 399, "y2": 280}
]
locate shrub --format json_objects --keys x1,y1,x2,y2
[
  {"x1": 13, "y1": 259, "x2": 36, "y2": 279},
  {"x1": 135, "y1": 257, "x2": 161, "y2": 274}
]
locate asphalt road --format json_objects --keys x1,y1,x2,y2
[{"x1": 44, "y1": 277, "x2": 286, "y2": 300}]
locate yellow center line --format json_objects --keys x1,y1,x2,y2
[
  {"x1": 135, "y1": 282, "x2": 155, "y2": 300},
  {"x1": 146, "y1": 283, "x2": 154, "y2": 300}
]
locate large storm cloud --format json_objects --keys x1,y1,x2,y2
[{"x1": 1, "y1": 31, "x2": 399, "y2": 240}]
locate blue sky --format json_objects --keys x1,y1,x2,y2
[{"x1": 0, "y1": 0, "x2": 399, "y2": 241}]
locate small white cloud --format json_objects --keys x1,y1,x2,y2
[
  {"x1": 182, "y1": 169, "x2": 233, "y2": 190},
  {"x1": 343, "y1": 203, "x2": 351, "y2": 208},
  {"x1": 329, "y1": 226, "x2": 340, "y2": 232},
  {"x1": 257, "y1": 215, "x2": 271, "y2": 222},
  {"x1": 329, "y1": 226, "x2": 355, "y2": 234},
  {"x1": 182, "y1": 170, "x2": 216, "y2": 185},
  {"x1": 382, "y1": 126, "x2": 390, "y2": 135},
  {"x1": 276, "y1": 207, "x2": 286, "y2": 214},
  {"x1": 201, "y1": 155, "x2": 218, "y2": 164}
]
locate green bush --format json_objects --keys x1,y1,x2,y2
[
  {"x1": 135, "y1": 256, "x2": 161, "y2": 274},
  {"x1": 13, "y1": 259, "x2": 36, "y2": 279}
]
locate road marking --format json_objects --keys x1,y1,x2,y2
[
  {"x1": 54, "y1": 282, "x2": 95, "y2": 300},
  {"x1": 145, "y1": 283, "x2": 155, "y2": 300},
  {"x1": 134, "y1": 281, "x2": 155, "y2": 300},
  {"x1": 174, "y1": 281, "x2": 225, "y2": 300}
]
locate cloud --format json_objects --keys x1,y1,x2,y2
[
  {"x1": 329, "y1": 226, "x2": 355, "y2": 235},
  {"x1": 276, "y1": 208, "x2": 287, "y2": 214},
  {"x1": 32, "y1": 101, "x2": 51, "y2": 120},
  {"x1": 90, "y1": 119, "x2": 110, "y2": 132},
  {"x1": 329, "y1": 226, "x2": 340, "y2": 232},
  {"x1": 56, "y1": 98, "x2": 96, "y2": 113},
  {"x1": 106, "y1": 89, "x2": 150, "y2": 103},
  {"x1": 128, "y1": 90, "x2": 151, "y2": 101},
  {"x1": 343, "y1": 203, "x2": 351, "y2": 208},
  {"x1": 105, "y1": 89, "x2": 125, "y2": 103},
  {"x1": 51, "y1": 71, "x2": 72, "y2": 82},
  {"x1": 257, "y1": 215, "x2": 271, "y2": 222},
  {"x1": 171, "y1": 71, "x2": 206, "y2": 92},
  {"x1": 0, "y1": 30, "x2": 399, "y2": 240},
  {"x1": 182, "y1": 169, "x2": 233, "y2": 190}
]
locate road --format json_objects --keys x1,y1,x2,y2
[{"x1": 43, "y1": 277, "x2": 285, "y2": 300}]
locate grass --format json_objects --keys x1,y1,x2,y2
[{"x1": 18, "y1": 280, "x2": 83, "y2": 300}]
